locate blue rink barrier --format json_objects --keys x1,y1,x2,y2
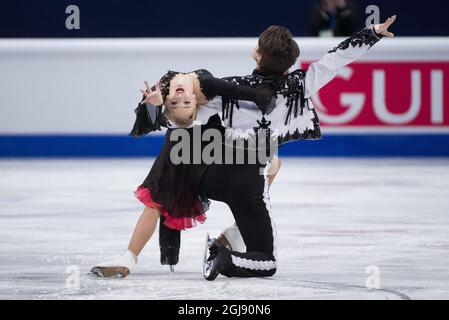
[{"x1": 0, "y1": 134, "x2": 449, "y2": 157}]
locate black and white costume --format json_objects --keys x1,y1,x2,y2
[
  {"x1": 132, "y1": 28, "x2": 383, "y2": 277},
  {"x1": 194, "y1": 28, "x2": 383, "y2": 146},
  {"x1": 132, "y1": 69, "x2": 275, "y2": 231}
]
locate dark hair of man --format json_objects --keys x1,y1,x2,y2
[{"x1": 257, "y1": 25, "x2": 300, "y2": 74}]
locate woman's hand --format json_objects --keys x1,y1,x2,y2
[
  {"x1": 140, "y1": 81, "x2": 163, "y2": 106},
  {"x1": 374, "y1": 15, "x2": 397, "y2": 38}
]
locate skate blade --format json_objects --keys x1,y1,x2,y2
[
  {"x1": 88, "y1": 266, "x2": 129, "y2": 279},
  {"x1": 202, "y1": 232, "x2": 219, "y2": 281},
  {"x1": 202, "y1": 232, "x2": 210, "y2": 278},
  {"x1": 204, "y1": 260, "x2": 218, "y2": 281}
]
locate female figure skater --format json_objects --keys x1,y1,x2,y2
[
  {"x1": 91, "y1": 16, "x2": 396, "y2": 279},
  {"x1": 89, "y1": 69, "x2": 275, "y2": 278}
]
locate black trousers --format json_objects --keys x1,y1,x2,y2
[
  {"x1": 201, "y1": 163, "x2": 277, "y2": 277},
  {"x1": 160, "y1": 163, "x2": 277, "y2": 277}
]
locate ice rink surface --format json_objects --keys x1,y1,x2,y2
[{"x1": 0, "y1": 158, "x2": 448, "y2": 300}]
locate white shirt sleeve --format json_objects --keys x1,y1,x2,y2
[{"x1": 304, "y1": 27, "x2": 381, "y2": 98}]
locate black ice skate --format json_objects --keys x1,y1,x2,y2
[
  {"x1": 202, "y1": 233, "x2": 231, "y2": 281},
  {"x1": 160, "y1": 245, "x2": 179, "y2": 273}
]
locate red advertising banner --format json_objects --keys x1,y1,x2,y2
[{"x1": 301, "y1": 62, "x2": 449, "y2": 129}]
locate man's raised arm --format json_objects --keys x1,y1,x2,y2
[{"x1": 304, "y1": 15, "x2": 396, "y2": 99}]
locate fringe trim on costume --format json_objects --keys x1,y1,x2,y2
[
  {"x1": 134, "y1": 185, "x2": 207, "y2": 230},
  {"x1": 221, "y1": 98, "x2": 240, "y2": 128}
]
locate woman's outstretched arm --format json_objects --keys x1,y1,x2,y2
[
  {"x1": 200, "y1": 72, "x2": 275, "y2": 112},
  {"x1": 130, "y1": 81, "x2": 166, "y2": 136}
]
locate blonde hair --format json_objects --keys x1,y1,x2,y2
[{"x1": 164, "y1": 106, "x2": 198, "y2": 128}]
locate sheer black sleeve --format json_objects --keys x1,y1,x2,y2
[
  {"x1": 198, "y1": 70, "x2": 276, "y2": 114},
  {"x1": 198, "y1": 71, "x2": 257, "y2": 102},
  {"x1": 129, "y1": 95, "x2": 166, "y2": 137}
]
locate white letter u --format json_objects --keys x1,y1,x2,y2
[{"x1": 373, "y1": 70, "x2": 421, "y2": 124}]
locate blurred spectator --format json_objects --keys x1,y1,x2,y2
[{"x1": 309, "y1": 0, "x2": 358, "y2": 37}]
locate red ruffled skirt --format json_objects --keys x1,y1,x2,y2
[
  {"x1": 134, "y1": 134, "x2": 210, "y2": 231},
  {"x1": 134, "y1": 185, "x2": 206, "y2": 230}
]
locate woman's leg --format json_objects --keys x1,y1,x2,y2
[
  {"x1": 159, "y1": 216, "x2": 181, "y2": 266},
  {"x1": 90, "y1": 206, "x2": 161, "y2": 278},
  {"x1": 128, "y1": 206, "x2": 161, "y2": 256}
]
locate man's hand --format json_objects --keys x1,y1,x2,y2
[
  {"x1": 140, "y1": 81, "x2": 163, "y2": 106},
  {"x1": 374, "y1": 15, "x2": 397, "y2": 38}
]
